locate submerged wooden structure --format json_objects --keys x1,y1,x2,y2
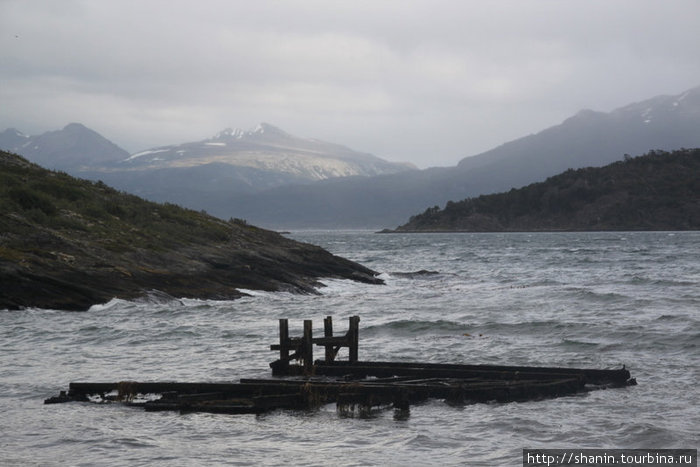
[{"x1": 45, "y1": 316, "x2": 636, "y2": 415}]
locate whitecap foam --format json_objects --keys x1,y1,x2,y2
[{"x1": 87, "y1": 297, "x2": 132, "y2": 312}]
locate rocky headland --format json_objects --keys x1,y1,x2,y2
[{"x1": 0, "y1": 151, "x2": 382, "y2": 311}]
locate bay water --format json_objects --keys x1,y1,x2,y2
[{"x1": 1, "y1": 231, "x2": 698, "y2": 466}]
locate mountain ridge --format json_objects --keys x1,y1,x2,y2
[
  {"x1": 457, "y1": 85, "x2": 700, "y2": 173},
  {"x1": 222, "y1": 86, "x2": 700, "y2": 228},
  {"x1": 2, "y1": 86, "x2": 699, "y2": 229},
  {"x1": 0, "y1": 122, "x2": 416, "y2": 206}
]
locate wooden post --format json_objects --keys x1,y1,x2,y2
[
  {"x1": 324, "y1": 316, "x2": 334, "y2": 363},
  {"x1": 303, "y1": 319, "x2": 313, "y2": 373},
  {"x1": 277, "y1": 319, "x2": 290, "y2": 375},
  {"x1": 279, "y1": 319, "x2": 289, "y2": 361},
  {"x1": 349, "y1": 316, "x2": 360, "y2": 363}
]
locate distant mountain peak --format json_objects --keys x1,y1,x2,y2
[
  {"x1": 0, "y1": 123, "x2": 129, "y2": 170},
  {"x1": 213, "y1": 127, "x2": 242, "y2": 139},
  {"x1": 563, "y1": 108, "x2": 605, "y2": 123},
  {"x1": 573, "y1": 109, "x2": 601, "y2": 118},
  {"x1": 2, "y1": 128, "x2": 27, "y2": 137},
  {"x1": 256, "y1": 122, "x2": 288, "y2": 134},
  {"x1": 63, "y1": 122, "x2": 89, "y2": 131},
  {"x1": 0, "y1": 128, "x2": 28, "y2": 141},
  {"x1": 212, "y1": 123, "x2": 289, "y2": 141}
]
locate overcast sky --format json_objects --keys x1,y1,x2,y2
[{"x1": 1, "y1": 1, "x2": 699, "y2": 168}]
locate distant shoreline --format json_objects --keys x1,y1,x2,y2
[{"x1": 377, "y1": 228, "x2": 700, "y2": 234}]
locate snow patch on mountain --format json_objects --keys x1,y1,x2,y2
[
  {"x1": 675, "y1": 91, "x2": 690, "y2": 105},
  {"x1": 126, "y1": 148, "x2": 171, "y2": 161}
]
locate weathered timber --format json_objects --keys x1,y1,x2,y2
[
  {"x1": 270, "y1": 316, "x2": 360, "y2": 375},
  {"x1": 178, "y1": 402, "x2": 265, "y2": 415},
  {"x1": 48, "y1": 374, "x2": 589, "y2": 414},
  {"x1": 312, "y1": 361, "x2": 631, "y2": 386},
  {"x1": 44, "y1": 316, "x2": 636, "y2": 417},
  {"x1": 240, "y1": 376, "x2": 586, "y2": 404},
  {"x1": 67, "y1": 381, "x2": 301, "y2": 398}
]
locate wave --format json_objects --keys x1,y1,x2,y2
[
  {"x1": 479, "y1": 319, "x2": 570, "y2": 332},
  {"x1": 507, "y1": 278, "x2": 563, "y2": 289},
  {"x1": 560, "y1": 338, "x2": 601, "y2": 349},
  {"x1": 87, "y1": 290, "x2": 184, "y2": 313},
  {"x1": 365, "y1": 319, "x2": 467, "y2": 335},
  {"x1": 87, "y1": 298, "x2": 133, "y2": 313},
  {"x1": 626, "y1": 275, "x2": 698, "y2": 287},
  {"x1": 563, "y1": 287, "x2": 630, "y2": 303},
  {"x1": 136, "y1": 289, "x2": 183, "y2": 305},
  {"x1": 387, "y1": 270, "x2": 441, "y2": 279}
]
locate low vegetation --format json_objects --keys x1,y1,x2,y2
[{"x1": 0, "y1": 151, "x2": 381, "y2": 310}]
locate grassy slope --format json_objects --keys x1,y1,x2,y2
[{"x1": 0, "y1": 151, "x2": 380, "y2": 310}]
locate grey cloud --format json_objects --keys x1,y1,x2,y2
[{"x1": 1, "y1": 0, "x2": 699, "y2": 167}]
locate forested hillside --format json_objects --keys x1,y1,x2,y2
[{"x1": 391, "y1": 149, "x2": 700, "y2": 232}]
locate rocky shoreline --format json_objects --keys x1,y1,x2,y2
[
  {"x1": 0, "y1": 228, "x2": 383, "y2": 311},
  {"x1": 0, "y1": 151, "x2": 382, "y2": 311}
]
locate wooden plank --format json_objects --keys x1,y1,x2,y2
[
  {"x1": 312, "y1": 336, "x2": 349, "y2": 346},
  {"x1": 180, "y1": 404, "x2": 266, "y2": 415},
  {"x1": 317, "y1": 361, "x2": 631, "y2": 385},
  {"x1": 68, "y1": 381, "x2": 300, "y2": 398},
  {"x1": 53, "y1": 375, "x2": 589, "y2": 411},
  {"x1": 252, "y1": 393, "x2": 305, "y2": 410},
  {"x1": 312, "y1": 364, "x2": 578, "y2": 382},
  {"x1": 270, "y1": 339, "x2": 303, "y2": 351}
]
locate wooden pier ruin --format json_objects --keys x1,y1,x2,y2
[{"x1": 44, "y1": 316, "x2": 636, "y2": 416}]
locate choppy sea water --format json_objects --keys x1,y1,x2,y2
[{"x1": 1, "y1": 231, "x2": 698, "y2": 466}]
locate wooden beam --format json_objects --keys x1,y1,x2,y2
[{"x1": 314, "y1": 361, "x2": 631, "y2": 386}]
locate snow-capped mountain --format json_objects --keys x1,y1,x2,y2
[
  {"x1": 219, "y1": 85, "x2": 700, "y2": 228},
  {"x1": 121, "y1": 123, "x2": 414, "y2": 181},
  {"x1": 3, "y1": 86, "x2": 697, "y2": 229},
  {"x1": 0, "y1": 121, "x2": 416, "y2": 215}
]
